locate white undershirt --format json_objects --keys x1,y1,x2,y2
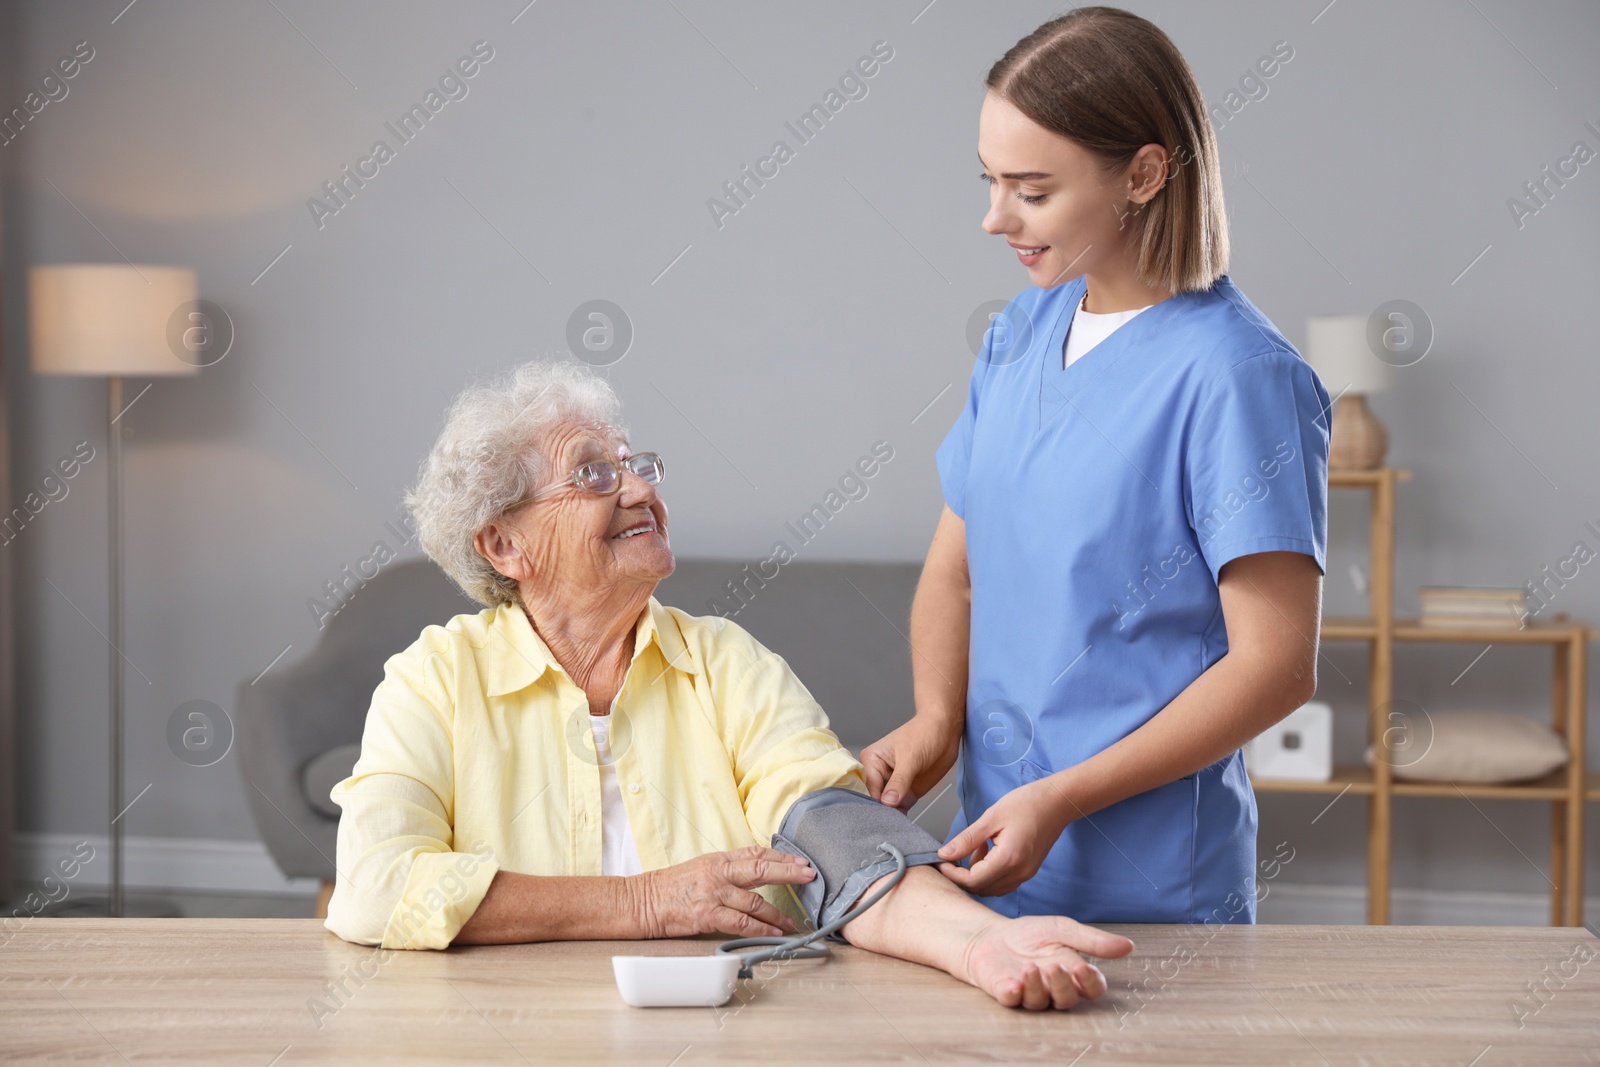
[
  {"x1": 1063, "y1": 291, "x2": 1152, "y2": 368},
  {"x1": 589, "y1": 699, "x2": 644, "y2": 877}
]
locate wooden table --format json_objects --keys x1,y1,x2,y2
[{"x1": 2, "y1": 920, "x2": 1597, "y2": 1065}]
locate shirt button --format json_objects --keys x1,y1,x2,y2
[{"x1": 628, "y1": 783, "x2": 640, "y2": 794}]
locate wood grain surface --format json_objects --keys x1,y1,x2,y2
[{"x1": 2, "y1": 920, "x2": 1597, "y2": 1065}]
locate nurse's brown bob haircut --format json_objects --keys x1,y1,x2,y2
[{"x1": 986, "y1": 6, "x2": 1229, "y2": 294}]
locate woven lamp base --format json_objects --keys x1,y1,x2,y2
[{"x1": 1329, "y1": 393, "x2": 1389, "y2": 470}]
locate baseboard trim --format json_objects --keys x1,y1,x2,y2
[{"x1": 13, "y1": 832, "x2": 321, "y2": 898}]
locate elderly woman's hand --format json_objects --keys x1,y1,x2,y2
[
  {"x1": 961, "y1": 914, "x2": 1133, "y2": 1010},
  {"x1": 633, "y1": 845, "x2": 817, "y2": 939}
]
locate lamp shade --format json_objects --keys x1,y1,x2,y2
[
  {"x1": 1305, "y1": 315, "x2": 1394, "y2": 396},
  {"x1": 29, "y1": 264, "x2": 200, "y2": 377}
]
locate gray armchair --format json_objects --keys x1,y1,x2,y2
[{"x1": 236, "y1": 559, "x2": 476, "y2": 905}]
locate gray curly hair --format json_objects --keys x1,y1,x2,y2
[{"x1": 404, "y1": 360, "x2": 628, "y2": 607}]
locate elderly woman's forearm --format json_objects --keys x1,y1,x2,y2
[
  {"x1": 452, "y1": 870, "x2": 646, "y2": 944},
  {"x1": 839, "y1": 866, "x2": 1003, "y2": 981}
]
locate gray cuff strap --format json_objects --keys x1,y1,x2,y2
[{"x1": 770, "y1": 786, "x2": 945, "y2": 930}]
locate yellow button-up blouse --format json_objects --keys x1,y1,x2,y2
[{"x1": 323, "y1": 596, "x2": 866, "y2": 950}]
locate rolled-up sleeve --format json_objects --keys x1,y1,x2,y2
[{"x1": 323, "y1": 640, "x2": 500, "y2": 950}]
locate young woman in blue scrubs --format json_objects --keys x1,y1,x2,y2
[{"x1": 862, "y1": 7, "x2": 1330, "y2": 925}]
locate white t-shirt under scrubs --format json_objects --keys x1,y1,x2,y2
[{"x1": 1063, "y1": 291, "x2": 1152, "y2": 368}]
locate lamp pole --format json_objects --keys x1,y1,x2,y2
[{"x1": 108, "y1": 375, "x2": 124, "y2": 917}]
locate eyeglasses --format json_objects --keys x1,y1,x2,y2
[{"x1": 514, "y1": 451, "x2": 665, "y2": 508}]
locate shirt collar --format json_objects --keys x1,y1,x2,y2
[{"x1": 482, "y1": 595, "x2": 698, "y2": 698}]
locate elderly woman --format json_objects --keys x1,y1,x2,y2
[{"x1": 325, "y1": 360, "x2": 1133, "y2": 1010}]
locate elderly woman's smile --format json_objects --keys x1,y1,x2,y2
[{"x1": 612, "y1": 520, "x2": 658, "y2": 541}]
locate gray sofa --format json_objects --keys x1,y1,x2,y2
[
  {"x1": 236, "y1": 557, "x2": 952, "y2": 887},
  {"x1": 661, "y1": 559, "x2": 922, "y2": 752}
]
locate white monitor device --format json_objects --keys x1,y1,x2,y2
[{"x1": 1246, "y1": 700, "x2": 1333, "y2": 781}]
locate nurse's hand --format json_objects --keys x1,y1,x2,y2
[
  {"x1": 860, "y1": 714, "x2": 963, "y2": 813},
  {"x1": 936, "y1": 779, "x2": 1072, "y2": 896}
]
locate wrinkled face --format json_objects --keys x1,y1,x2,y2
[
  {"x1": 977, "y1": 91, "x2": 1138, "y2": 288},
  {"x1": 502, "y1": 421, "x2": 673, "y2": 600}
]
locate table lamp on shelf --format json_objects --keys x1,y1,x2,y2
[
  {"x1": 28, "y1": 264, "x2": 199, "y2": 917},
  {"x1": 1305, "y1": 314, "x2": 1395, "y2": 470}
]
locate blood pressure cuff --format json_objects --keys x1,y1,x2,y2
[{"x1": 770, "y1": 786, "x2": 945, "y2": 930}]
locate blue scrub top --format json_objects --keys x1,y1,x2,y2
[{"x1": 936, "y1": 274, "x2": 1330, "y2": 925}]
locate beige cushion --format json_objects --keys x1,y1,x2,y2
[{"x1": 1363, "y1": 710, "x2": 1568, "y2": 783}]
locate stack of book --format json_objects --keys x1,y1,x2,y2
[{"x1": 1417, "y1": 586, "x2": 1530, "y2": 629}]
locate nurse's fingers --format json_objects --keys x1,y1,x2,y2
[
  {"x1": 880, "y1": 764, "x2": 922, "y2": 813},
  {"x1": 937, "y1": 818, "x2": 993, "y2": 862},
  {"x1": 861, "y1": 748, "x2": 889, "y2": 800},
  {"x1": 937, "y1": 851, "x2": 1010, "y2": 894},
  {"x1": 963, "y1": 838, "x2": 994, "y2": 877},
  {"x1": 967, "y1": 847, "x2": 1026, "y2": 895},
  {"x1": 938, "y1": 856, "x2": 982, "y2": 888},
  {"x1": 947, "y1": 833, "x2": 1029, "y2": 892}
]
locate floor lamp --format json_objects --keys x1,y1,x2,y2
[{"x1": 28, "y1": 264, "x2": 198, "y2": 917}]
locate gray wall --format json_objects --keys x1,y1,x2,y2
[{"x1": 2, "y1": 0, "x2": 1597, "y2": 902}]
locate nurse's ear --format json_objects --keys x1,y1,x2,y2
[{"x1": 1124, "y1": 142, "x2": 1173, "y2": 207}]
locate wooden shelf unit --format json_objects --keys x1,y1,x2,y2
[{"x1": 1249, "y1": 467, "x2": 1591, "y2": 926}]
